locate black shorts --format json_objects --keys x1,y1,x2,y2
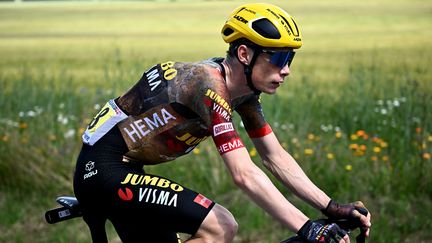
[{"x1": 73, "y1": 127, "x2": 215, "y2": 242}]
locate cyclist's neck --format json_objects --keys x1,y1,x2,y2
[{"x1": 221, "y1": 58, "x2": 254, "y2": 100}]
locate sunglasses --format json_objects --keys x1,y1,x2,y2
[{"x1": 262, "y1": 50, "x2": 296, "y2": 68}]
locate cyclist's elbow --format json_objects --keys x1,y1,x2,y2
[{"x1": 231, "y1": 166, "x2": 262, "y2": 191}]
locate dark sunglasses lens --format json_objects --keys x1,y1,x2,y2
[{"x1": 270, "y1": 51, "x2": 296, "y2": 68}]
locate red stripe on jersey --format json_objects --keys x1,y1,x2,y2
[{"x1": 247, "y1": 123, "x2": 272, "y2": 138}]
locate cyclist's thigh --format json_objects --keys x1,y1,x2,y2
[
  {"x1": 109, "y1": 220, "x2": 179, "y2": 243},
  {"x1": 107, "y1": 171, "x2": 216, "y2": 237}
]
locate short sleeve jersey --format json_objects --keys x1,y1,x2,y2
[{"x1": 112, "y1": 58, "x2": 272, "y2": 163}]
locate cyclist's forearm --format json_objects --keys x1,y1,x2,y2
[
  {"x1": 262, "y1": 150, "x2": 331, "y2": 210},
  {"x1": 225, "y1": 154, "x2": 309, "y2": 232}
]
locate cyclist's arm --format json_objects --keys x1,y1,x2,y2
[
  {"x1": 221, "y1": 146, "x2": 309, "y2": 232},
  {"x1": 251, "y1": 131, "x2": 331, "y2": 210}
]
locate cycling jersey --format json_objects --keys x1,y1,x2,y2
[
  {"x1": 74, "y1": 58, "x2": 273, "y2": 242},
  {"x1": 83, "y1": 58, "x2": 272, "y2": 164}
]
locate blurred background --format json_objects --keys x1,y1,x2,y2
[{"x1": 0, "y1": 0, "x2": 431, "y2": 242}]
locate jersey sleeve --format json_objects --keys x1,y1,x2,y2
[
  {"x1": 235, "y1": 95, "x2": 273, "y2": 138},
  {"x1": 204, "y1": 88, "x2": 245, "y2": 155},
  {"x1": 183, "y1": 66, "x2": 245, "y2": 155}
]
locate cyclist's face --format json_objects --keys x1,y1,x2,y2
[{"x1": 252, "y1": 52, "x2": 291, "y2": 94}]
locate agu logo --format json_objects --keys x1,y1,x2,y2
[
  {"x1": 118, "y1": 187, "x2": 133, "y2": 201},
  {"x1": 83, "y1": 161, "x2": 98, "y2": 180}
]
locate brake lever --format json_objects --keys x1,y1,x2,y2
[{"x1": 355, "y1": 207, "x2": 369, "y2": 243}]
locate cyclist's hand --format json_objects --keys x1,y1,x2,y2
[
  {"x1": 297, "y1": 220, "x2": 349, "y2": 243},
  {"x1": 322, "y1": 200, "x2": 371, "y2": 237}
]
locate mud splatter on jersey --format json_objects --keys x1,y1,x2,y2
[{"x1": 99, "y1": 58, "x2": 272, "y2": 163}]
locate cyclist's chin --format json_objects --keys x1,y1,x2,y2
[{"x1": 261, "y1": 86, "x2": 279, "y2": 94}]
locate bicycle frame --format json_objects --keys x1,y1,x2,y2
[{"x1": 46, "y1": 196, "x2": 365, "y2": 243}]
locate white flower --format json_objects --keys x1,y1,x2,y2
[
  {"x1": 64, "y1": 129, "x2": 76, "y2": 138},
  {"x1": 34, "y1": 106, "x2": 43, "y2": 114},
  {"x1": 57, "y1": 114, "x2": 69, "y2": 125},
  {"x1": 27, "y1": 111, "x2": 36, "y2": 117}
]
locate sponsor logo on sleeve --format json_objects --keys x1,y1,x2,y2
[
  {"x1": 213, "y1": 122, "x2": 234, "y2": 137},
  {"x1": 217, "y1": 138, "x2": 244, "y2": 154},
  {"x1": 205, "y1": 89, "x2": 232, "y2": 114}
]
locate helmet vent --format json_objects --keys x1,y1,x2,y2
[
  {"x1": 280, "y1": 15, "x2": 300, "y2": 37},
  {"x1": 223, "y1": 27, "x2": 234, "y2": 37},
  {"x1": 251, "y1": 18, "x2": 281, "y2": 39}
]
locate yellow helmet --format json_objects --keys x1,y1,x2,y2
[{"x1": 221, "y1": 3, "x2": 302, "y2": 49}]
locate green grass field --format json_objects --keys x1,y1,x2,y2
[{"x1": 0, "y1": 0, "x2": 431, "y2": 242}]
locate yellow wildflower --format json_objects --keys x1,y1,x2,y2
[
  {"x1": 428, "y1": 135, "x2": 432, "y2": 142},
  {"x1": 359, "y1": 145, "x2": 367, "y2": 152},
  {"x1": 380, "y1": 141, "x2": 388, "y2": 148},
  {"x1": 249, "y1": 148, "x2": 257, "y2": 157},
  {"x1": 350, "y1": 134, "x2": 358, "y2": 140},
  {"x1": 304, "y1": 148, "x2": 314, "y2": 155},
  {"x1": 373, "y1": 147, "x2": 381, "y2": 153},
  {"x1": 371, "y1": 156, "x2": 378, "y2": 162},
  {"x1": 327, "y1": 153, "x2": 335, "y2": 160},
  {"x1": 423, "y1": 153, "x2": 431, "y2": 160},
  {"x1": 345, "y1": 165, "x2": 353, "y2": 171},
  {"x1": 307, "y1": 134, "x2": 315, "y2": 141},
  {"x1": 193, "y1": 148, "x2": 201, "y2": 155},
  {"x1": 382, "y1": 156, "x2": 389, "y2": 161},
  {"x1": 2, "y1": 135, "x2": 9, "y2": 142},
  {"x1": 335, "y1": 131, "x2": 342, "y2": 139},
  {"x1": 349, "y1": 144, "x2": 359, "y2": 150}
]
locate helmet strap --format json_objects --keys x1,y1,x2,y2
[{"x1": 240, "y1": 47, "x2": 262, "y2": 95}]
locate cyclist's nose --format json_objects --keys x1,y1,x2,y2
[{"x1": 280, "y1": 65, "x2": 290, "y2": 77}]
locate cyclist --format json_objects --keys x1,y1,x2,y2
[{"x1": 74, "y1": 3, "x2": 371, "y2": 243}]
